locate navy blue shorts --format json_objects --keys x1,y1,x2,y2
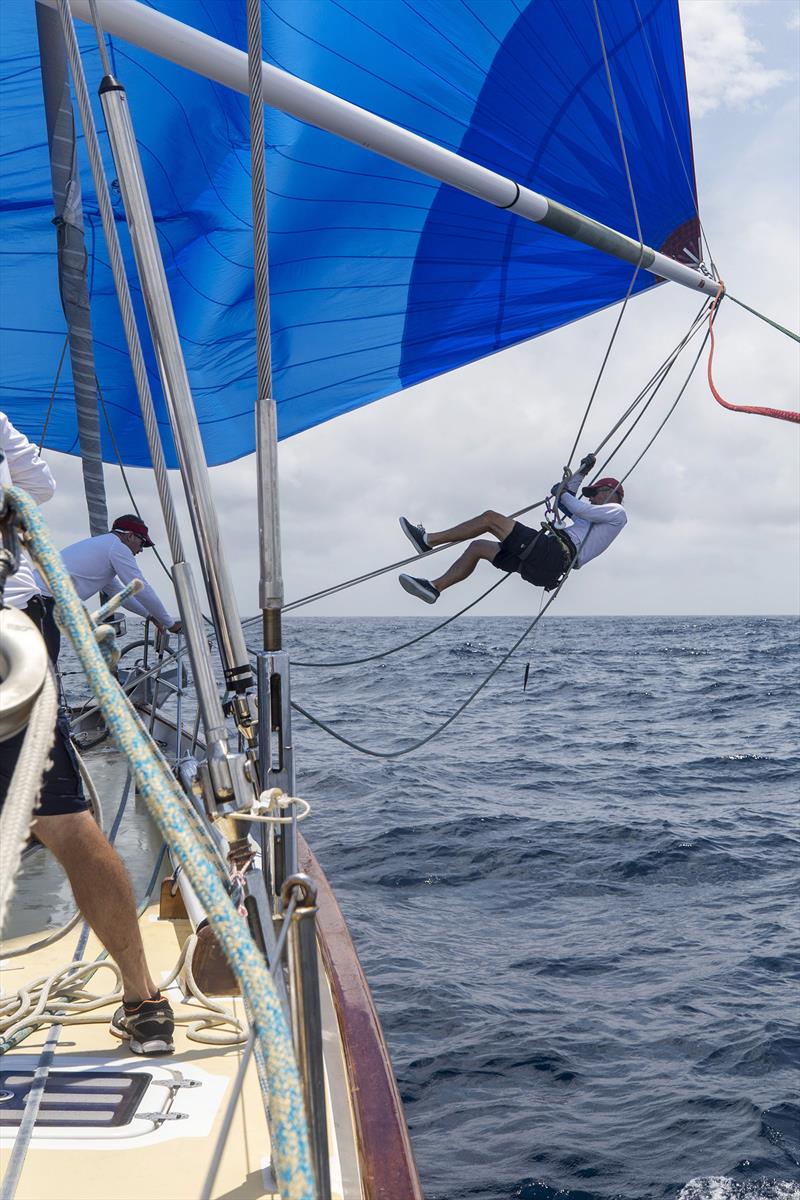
[
  {"x1": 0, "y1": 596, "x2": 88, "y2": 818},
  {"x1": 493, "y1": 521, "x2": 569, "y2": 588}
]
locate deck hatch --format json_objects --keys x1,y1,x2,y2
[{"x1": 0, "y1": 1071, "x2": 152, "y2": 1128}]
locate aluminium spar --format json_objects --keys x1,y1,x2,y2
[{"x1": 37, "y1": 0, "x2": 717, "y2": 299}]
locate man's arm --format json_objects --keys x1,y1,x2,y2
[
  {"x1": 0, "y1": 412, "x2": 56, "y2": 503},
  {"x1": 552, "y1": 453, "x2": 596, "y2": 512},
  {"x1": 558, "y1": 492, "x2": 628, "y2": 526},
  {"x1": 108, "y1": 540, "x2": 176, "y2": 628}
]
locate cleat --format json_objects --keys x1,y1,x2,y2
[
  {"x1": 110, "y1": 993, "x2": 174, "y2": 1056},
  {"x1": 399, "y1": 574, "x2": 440, "y2": 604},
  {"x1": 399, "y1": 517, "x2": 431, "y2": 555}
]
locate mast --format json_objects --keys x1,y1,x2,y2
[
  {"x1": 37, "y1": 0, "x2": 717, "y2": 299},
  {"x1": 35, "y1": 2, "x2": 109, "y2": 537}
]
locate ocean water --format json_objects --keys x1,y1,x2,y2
[
  {"x1": 9, "y1": 614, "x2": 800, "y2": 1200},
  {"x1": 286, "y1": 615, "x2": 800, "y2": 1200}
]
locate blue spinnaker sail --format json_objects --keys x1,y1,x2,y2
[{"x1": 0, "y1": 0, "x2": 699, "y2": 467}]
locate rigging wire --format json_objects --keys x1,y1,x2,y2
[
  {"x1": 630, "y1": 0, "x2": 719, "y2": 278},
  {"x1": 564, "y1": 0, "x2": 647, "y2": 469},
  {"x1": 725, "y1": 292, "x2": 800, "y2": 345},
  {"x1": 291, "y1": 584, "x2": 565, "y2": 760},
  {"x1": 290, "y1": 306, "x2": 707, "y2": 672},
  {"x1": 620, "y1": 328, "x2": 711, "y2": 483},
  {"x1": 292, "y1": 575, "x2": 510, "y2": 668},
  {"x1": 244, "y1": 495, "x2": 550, "y2": 619},
  {"x1": 290, "y1": 301, "x2": 708, "y2": 756},
  {"x1": 591, "y1": 298, "x2": 710, "y2": 460},
  {"x1": 592, "y1": 299, "x2": 710, "y2": 473},
  {"x1": 95, "y1": 380, "x2": 175, "y2": 581},
  {"x1": 263, "y1": 297, "x2": 710, "y2": 624},
  {"x1": 37, "y1": 336, "x2": 69, "y2": 454}
]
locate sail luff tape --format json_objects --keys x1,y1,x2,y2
[{"x1": 43, "y1": 0, "x2": 719, "y2": 298}]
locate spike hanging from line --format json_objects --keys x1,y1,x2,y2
[{"x1": 707, "y1": 285, "x2": 800, "y2": 425}]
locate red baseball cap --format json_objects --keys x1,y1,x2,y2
[
  {"x1": 112, "y1": 515, "x2": 154, "y2": 546},
  {"x1": 582, "y1": 477, "x2": 624, "y2": 500}
]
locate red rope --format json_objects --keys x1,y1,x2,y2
[{"x1": 707, "y1": 283, "x2": 800, "y2": 424}]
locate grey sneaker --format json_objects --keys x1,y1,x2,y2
[
  {"x1": 110, "y1": 993, "x2": 174, "y2": 1055},
  {"x1": 399, "y1": 517, "x2": 431, "y2": 555},
  {"x1": 399, "y1": 574, "x2": 440, "y2": 604}
]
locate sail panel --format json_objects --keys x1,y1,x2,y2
[{"x1": 0, "y1": 0, "x2": 699, "y2": 466}]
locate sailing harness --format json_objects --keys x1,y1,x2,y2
[{"x1": 514, "y1": 520, "x2": 577, "y2": 591}]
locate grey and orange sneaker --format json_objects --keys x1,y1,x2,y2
[{"x1": 110, "y1": 993, "x2": 174, "y2": 1055}]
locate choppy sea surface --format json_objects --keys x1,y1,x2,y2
[{"x1": 12, "y1": 615, "x2": 800, "y2": 1200}]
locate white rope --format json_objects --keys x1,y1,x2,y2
[
  {"x1": 0, "y1": 667, "x2": 58, "y2": 929},
  {"x1": 0, "y1": 932, "x2": 247, "y2": 1051},
  {"x1": 226, "y1": 787, "x2": 311, "y2": 826}
]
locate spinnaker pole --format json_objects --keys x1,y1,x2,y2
[{"x1": 39, "y1": 0, "x2": 717, "y2": 298}]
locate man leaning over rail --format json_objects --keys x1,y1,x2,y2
[
  {"x1": 36, "y1": 513, "x2": 182, "y2": 635},
  {"x1": 0, "y1": 412, "x2": 175, "y2": 1055},
  {"x1": 397, "y1": 455, "x2": 627, "y2": 603}
]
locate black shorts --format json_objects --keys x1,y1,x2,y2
[
  {"x1": 0, "y1": 596, "x2": 88, "y2": 818},
  {"x1": 493, "y1": 521, "x2": 570, "y2": 588}
]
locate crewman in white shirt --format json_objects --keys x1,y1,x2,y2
[
  {"x1": 396, "y1": 454, "x2": 627, "y2": 603},
  {"x1": 38, "y1": 513, "x2": 181, "y2": 635},
  {"x1": 0, "y1": 412, "x2": 174, "y2": 1055}
]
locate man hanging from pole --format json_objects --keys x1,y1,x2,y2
[{"x1": 397, "y1": 454, "x2": 627, "y2": 604}]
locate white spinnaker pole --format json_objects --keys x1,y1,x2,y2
[{"x1": 39, "y1": 0, "x2": 716, "y2": 297}]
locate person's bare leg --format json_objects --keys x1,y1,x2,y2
[
  {"x1": 426, "y1": 509, "x2": 514, "y2": 547},
  {"x1": 33, "y1": 811, "x2": 158, "y2": 1004},
  {"x1": 431, "y1": 539, "x2": 500, "y2": 592}
]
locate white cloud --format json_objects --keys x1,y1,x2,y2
[
  {"x1": 680, "y1": 0, "x2": 791, "y2": 117},
  {"x1": 788, "y1": 9, "x2": 800, "y2": 34}
]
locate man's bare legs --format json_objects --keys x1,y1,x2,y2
[
  {"x1": 430, "y1": 540, "x2": 500, "y2": 591},
  {"x1": 425, "y1": 509, "x2": 514, "y2": 548},
  {"x1": 33, "y1": 811, "x2": 158, "y2": 1004},
  {"x1": 425, "y1": 511, "x2": 515, "y2": 592}
]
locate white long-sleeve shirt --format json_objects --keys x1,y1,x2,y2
[
  {"x1": 0, "y1": 411, "x2": 56, "y2": 608},
  {"x1": 38, "y1": 532, "x2": 175, "y2": 627},
  {"x1": 558, "y1": 491, "x2": 627, "y2": 568}
]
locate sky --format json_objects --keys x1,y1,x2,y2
[{"x1": 37, "y1": 0, "x2": 800, "y2": 619}]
